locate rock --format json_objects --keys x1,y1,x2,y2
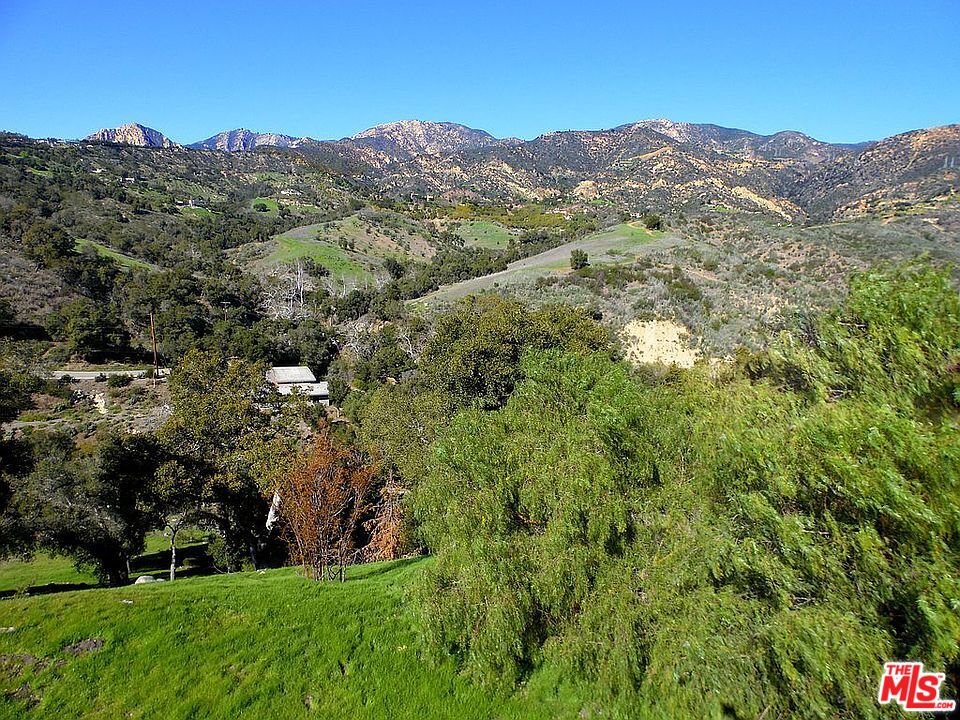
[
  {"x1": 133, "y1": 575, "x2": 166, "y2": 584},
  {"x1": 84, "y1": 123, "x2": 176, "y2": 148},
  {"x1": 65, "y1": 638, "x2": 104, "y2": 655}
]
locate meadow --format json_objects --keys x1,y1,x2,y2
[
  {"x1": 454, "y1": 220, "x2": 513, "y2": 249},
  {"x1": 0, "y1": 558, "x2": 580, "y2": 719},
  {"x1": 417, "y1": 222, "x2": 672, "y2": 306},
  {"x1": 73, "y1": 240, "x2": 157, "y2": 271}
]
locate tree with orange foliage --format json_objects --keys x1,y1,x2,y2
[{"x1": 277, "y1": 430, "x2": 379, "y2": 581}]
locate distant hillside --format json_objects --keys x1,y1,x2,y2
[
  {"x1": 84, "y1": 123, "x2": 176, "y2": 148},
  {"x1": 189, "y1": 128, "x2": 311, "y2": 152},
  {"x1": 62, "y1": 119, "x2": 960, "y2": 221},
  {"x1": 347, "y1": 120, "x2": 497, "y2": 159}
]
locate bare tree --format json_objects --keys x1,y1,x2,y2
[{"x1": 277, "y1": 431, "x2": 379, "y2": 581}]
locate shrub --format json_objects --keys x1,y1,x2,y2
[
  {"x1": 413, "y1": 263, "x2": 960, "y2": 717},
  {"x1": 570, "y1": 249, "x2": 588, "y2": 270},
  {"x1": 642, "y1": 213, "x2": 662, "y2": 230},
  {"x1": 277, "y1": 430, "x2": 379, "y2": 581}
]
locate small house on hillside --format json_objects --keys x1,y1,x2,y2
[{"x1": 266, "y1": 366, "x2": 330, "y2": 406}]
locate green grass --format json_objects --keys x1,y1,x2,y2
[
  {"x1": 0, "y1": 531, "x2": 213, "y2": 595},
  {"x1": 0, "y1": 556, "x2": 97, "y2": 595},
  {"x1": 266, "y1": 228, "x2": 372, "y2": 282},
  {"x1": 251, "y1": 197, "x2": 280, "y2": 215},
  {"x1": 74, "y1": 240, "x2": 156, "y2": 271},
  {"x1": 416, "y1": 222, "x2": 673, "y2": 306},
  {"x1": 456, "y1": 221, "x2": 513, "y2": 249},
  {"x1": 180, "y1": 206, "x2": 214, "y2": 218},
  {"x1": 0, "y1": 560, "x2": 581, "y2": 719}
]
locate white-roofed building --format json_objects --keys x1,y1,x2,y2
[{"x1": 266, "y1": 366, "x2": 330, "y2": 405}]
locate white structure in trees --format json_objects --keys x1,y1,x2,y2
[{"x1": 266, "y1": 366, "x2": 329, "y2": 405}]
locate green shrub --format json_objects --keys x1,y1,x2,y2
[{"x1": 413, "y1": 262, "x2": 960, "y2": 717}]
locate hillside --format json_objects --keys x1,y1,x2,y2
[
  {"x1": 83, "y1": 124, "x2": 176, "y2": 148},
  {"x1": 0, "y1": 560, "x2": 575, "y2": 719},
  {"x1": 71, "y1": 119, "x2": 960, "y2": 221}
]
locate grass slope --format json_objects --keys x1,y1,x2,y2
[
  {"x1": 455, "y1": 221, "x2": 513, "y2": 249},
  {"x1": 0, "y1": 560, "x2": 579, "y2": 719},
  {"x1": 237, "y1": 224, "x2": 374, "y2": 284},
  {"x1": 74, "y1": 240, "x2": 157, "y2": 271},
  {"x1": 417, "y1": 222, "x2": 678, "y2": 306}
]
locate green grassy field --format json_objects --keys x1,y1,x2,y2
[
  {"x1": 0, "y1": 556, "x2": 96, "y2": 595},
  {"x1": 74, "y1": 240, "x2": 157, "y2": 271},
  {"x1": 250, "y1": 197, "x2": 280, "y2": 215},
  {"x1": 416, "y1": 222, "x2": 675, "y2": 306},
  {"x1": 180, "y1": 206, "x2": 214, "y2": 219},
  {"x1": 0, "y1": 559, "x2": 580, "y2": 719},
  {"x1": 264, "y1": 226, "x2": 373, "y2": 283},
  {"x1": 455, "y1": 221, "x2": 513, "y2": 249},
  {"x1": 0, "y1": 531, "x2": 211, "y2": 595}
]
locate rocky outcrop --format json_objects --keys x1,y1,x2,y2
[
  {"x1": 348, "y1": 120, "x2": 497, "y2": 159},
  {"x1": 189, "y1": 128, "x2": 308, "y2": 151},
  {"x1": 84, "y1": 123, "x2": 176, "y2": 148}
]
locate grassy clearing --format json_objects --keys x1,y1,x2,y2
[
  {"x1": 0, "y1": 556, "x2": 96, "y2": 595},
  {"x1": 179, "y1": 206, "x2": 214, "y2": 219},
  {"x1": 456, "y1": 221, "x2": 513, "y2": 249},
  {"x1": 74, "y1": 240, "x2": 156, "y2": 271},
  {"x1": 0, "y1": 560, "x2": 580, "y2": 719},
  {"x1": 250, "y1": 197, "x2": 279, "y2": 215},
  {"x1": 265, "y1": 228, "x2": 372, "y2": 282},
  {"x1": 416, "y1": 223, "x2": 672, "y2": 306},
  {"x1": 0, "y1": 530, "x2": 211, "y2": 596}
]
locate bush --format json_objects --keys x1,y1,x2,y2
[
  {"x1": 106, "y1": 374, "x2": 133, "y2": 388},
  {"x1": 570, "y1": 249, "x2": 588, "y2": 270},
  {"x1": 413, "y1": 263, "x2": 960, "y2": 717}
]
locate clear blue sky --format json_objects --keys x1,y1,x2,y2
[{"x1": 1, "y1": 0, "x2": 957, "y2": 144}]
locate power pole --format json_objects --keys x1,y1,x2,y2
[{"x1": 150, "y1": 312, "x2": 159, "y2": 388}]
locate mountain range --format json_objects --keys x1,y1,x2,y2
[{"x1": 81, "y1": 119, "x2": 960, "y2": 221}]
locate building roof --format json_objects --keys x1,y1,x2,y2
[
  {"x1": 275, "y1": 381, "x2": 329, "y2": 397},
  {"x1": 266, "y1": 366, "x2": 317, "y2": 384}
]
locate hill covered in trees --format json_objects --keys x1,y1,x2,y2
[{"x1": 1, "y1": 115, "x2": 959, "y2": 719}]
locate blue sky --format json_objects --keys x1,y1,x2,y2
[{"x1": 1, "y1": 0, "x2": 957, "y2": 144}]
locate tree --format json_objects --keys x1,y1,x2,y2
[
  {"x1": 357, "y1": 385, "x2": 453, "y2": 559},
  {"x1": 570, "y1": 248, "x2": 588, "y2": 270},
  {"x1": 157, "y1": 350, "x2": 300, "y2": 577},
  {"x1": 642, "y1": 213, "x2": 662, "y2": 230},
  {"x1": 383, "y1": 257, "x2": 406, "y2": 280},
  {"x1": 21, "y1": 220, "x2": 73, "y2": 267},
  {"x1": 0, "y1": 369, "x2": 36, "y2": 558},
  {"x1": 413, "y1": 264, "x2": 960, "y2": 717},
  {"x1": 11, "y1": 432, "x2": 161, "y2": 585},
  {"x1": 276, "y1": 430, "x2": 379, "y2": 581},
  {"x1": 45, "y1": 298, "x2": 129, "y2": 359},
  {"x1": 418, "y1": 295, "x2": 610, "y2": 409},
  {"x1": 254, "y1": 201, "x2": 270, "y2": 213}
]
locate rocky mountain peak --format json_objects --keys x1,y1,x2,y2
[
  {"x1": 188, "y1": 129, "x2": 303, "y2": 152},
  {"x1": 349, "y1": 120, "x2": 498, "y2": 158},
  {"x1": 84, "y1": 123, "x2": 176, "y2": 148}
]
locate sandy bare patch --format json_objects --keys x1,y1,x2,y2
[{"x1": 620, "y1": 320, "x2": 699, "y2": 368}]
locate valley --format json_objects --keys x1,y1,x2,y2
[{"x1": 1, "y1": 114, "x2": 958, "y2": 720}]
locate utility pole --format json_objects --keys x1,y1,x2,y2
[{"x1": 150, "y1": 312, "x2": 159, "y2": 388}]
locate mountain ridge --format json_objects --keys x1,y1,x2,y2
[
  {"x1": 84, "y1": 122, "x2": 177, "y2": 148},
  {"x1": 69, "y1": 119, "x2": 960, "y2": 221}
]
